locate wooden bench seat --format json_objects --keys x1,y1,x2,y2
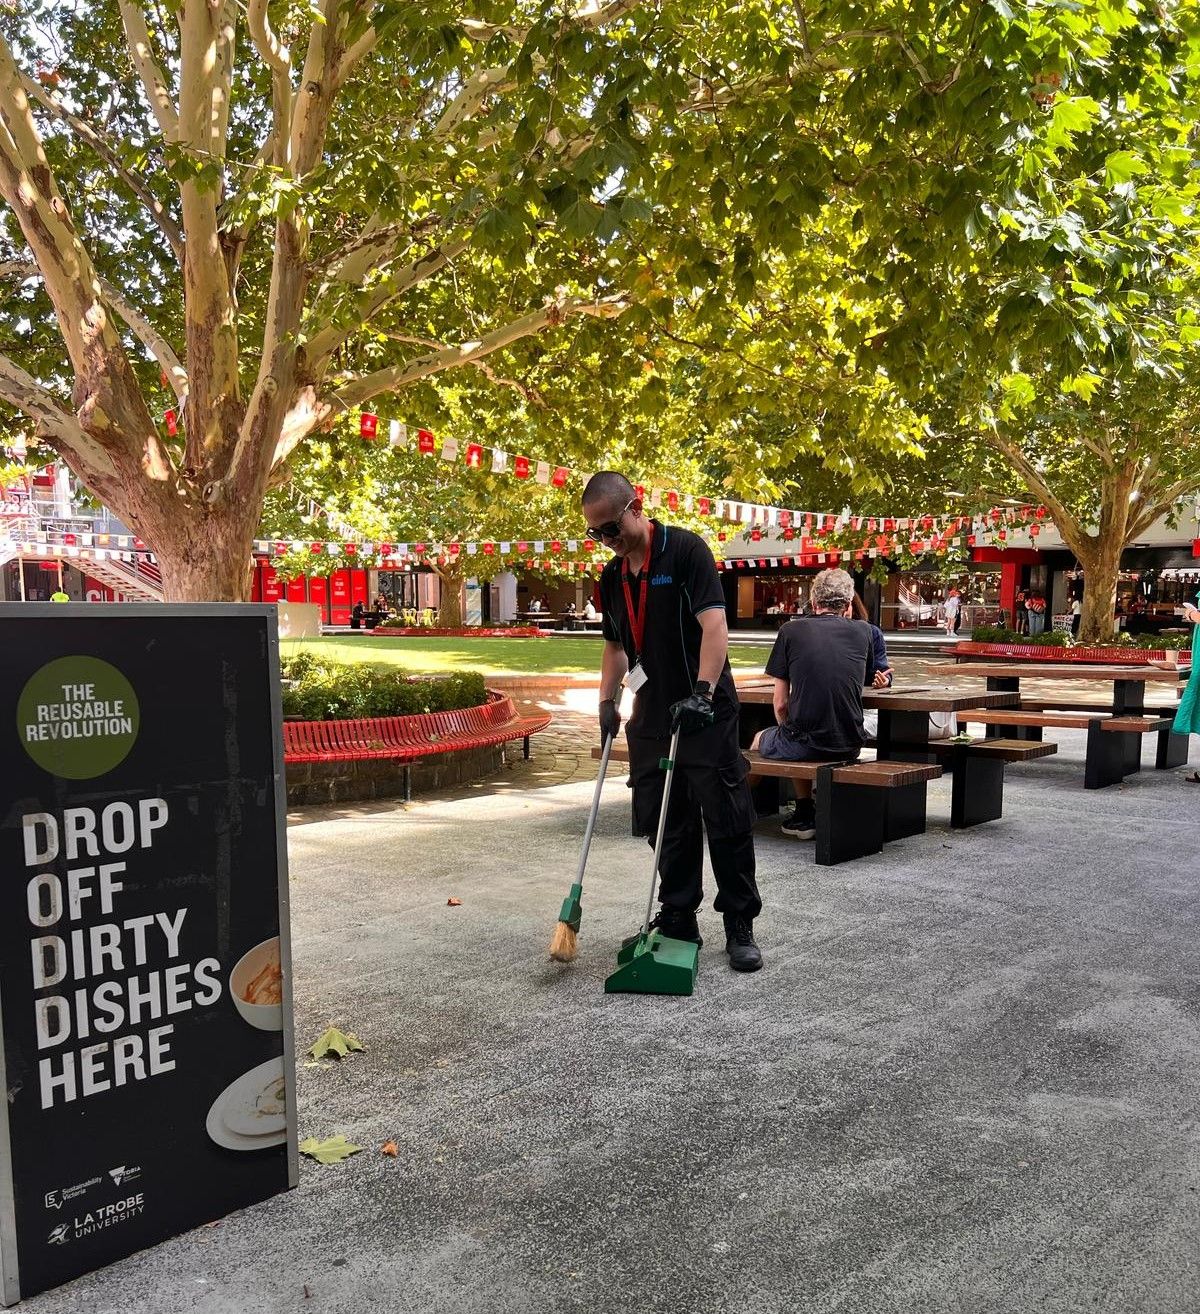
[
  {"x1": 592, "y1": 744, "x2": 941, "y2": 866},
  {"x1": 921, "y1": 737, "x2": 1058, "y2": 827},
  {"x1": 1013, "y1": 700, "x2": 1190, "y2": 770},
  {"x1": 955, "y1": 707, "x2": 1176, "y2": 788}
]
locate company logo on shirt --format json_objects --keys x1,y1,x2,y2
[{"x1": 650, "y1": 574, "x2": 673, "y2": 586}]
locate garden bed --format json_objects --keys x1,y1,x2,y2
[{"x1": 373, "y1": 626, "x2": 544, "y2": 638}]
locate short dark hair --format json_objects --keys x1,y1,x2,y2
[{"x1": 581, "y1": 471, "x2": 636, "y2": 508}]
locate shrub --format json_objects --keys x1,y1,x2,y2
[{"x1": 280, "y1": 658, "x2": 487, "y2": 720}]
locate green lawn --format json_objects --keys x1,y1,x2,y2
[{"x1": 281, "y1": 634, "x2": 773, "y2": 676}]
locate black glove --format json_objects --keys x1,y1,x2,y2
[
  {"x1": 670, "y1": 690, "x2": 714, "y2": 735},
  {"x1": 599, "y1": 699, "x2": 622, "y2": 743}
]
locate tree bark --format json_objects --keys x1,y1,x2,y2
[
  {"x1": 140, "y1": 501, "x2": 257, "y2": 602},
  {"x1": 1075, "y1": 536, "x2": 1122, "y2": 645},
  {"x1": 434, "y1": 564, "x2": 466, "y2": 627}
]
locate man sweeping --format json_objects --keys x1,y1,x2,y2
[{"x1": 583, "y1": 472, "x2": 762, "y2": 972}]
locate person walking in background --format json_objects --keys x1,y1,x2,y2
[
  {"x1": 584, "y1": 471, "x2": 763, "y2": 971},
  {"x1": 943, "y1": 586, "x2": 961, "y2": 636},
  {"x1": 1027, "y1": 590, "x2": 1047, "y2": 636},
  {"x1": 1171, "y1": 595, "x2": 1200, "y2": 773},
  {"x1": 1014, "y1": 588, "x2": 1028, "y2": 635}
]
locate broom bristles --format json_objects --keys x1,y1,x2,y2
[{"x1": 549, "y1": 920, "x2": 578, "y2": 962}]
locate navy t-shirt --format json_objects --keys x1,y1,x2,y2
[
  {"x1": 599, "y1": 521, "x2": 737, "y2": 739},
  {"x1": 765, "y1": 614, "x2": 870, "y2": 754}
]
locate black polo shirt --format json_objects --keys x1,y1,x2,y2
[
  {"x1": 765, "y1": 614, "x2": 870, "y2": 754},
  {"x1": 599, "y1": 521, "x2": 737, "y2": 739}
]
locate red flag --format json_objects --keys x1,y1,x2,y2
[
  {"x1": 697, "y1": 497, "x2": 711, "y2": 516},
  {"x1": 164, "y1": 409, "x2": 177, "y2": 436},
  {"x1": 551, "y1": 466, "x2": 569, "y2": 488},
  {"x1": 360, "y1": 413, "x2": 378, "y2": 439},
  {"x1": 465, "y1": 443, "x2": 483, "y2": 468},
  {"x1": 514, "y1": 456, "x2": 530, "y2": 479},
  {"x1": 417, "y1": 429, "x2": 435, "y2": 454}
]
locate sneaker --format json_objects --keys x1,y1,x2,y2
[
  {"x1": 649, "y1": 906, "x2": 703, "y2": 947},
  {"x1": 723, "y1": 914, "x2": 763, "y2": 972},
  {"x1": 780, "y1": 805, "x2": 816, "y2": 840}
]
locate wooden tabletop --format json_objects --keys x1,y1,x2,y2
[
  {"x1": 862, "y1": 688, "x2": 1019, "y2": 712},
  {"x1": 929, "y1": 661, "x2": 1190, "y2": 682},
  {"x1": 738, "y1": 684, "x2": 1017, "y2": 712}
]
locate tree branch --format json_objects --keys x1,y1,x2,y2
[
  {"x1": 0, "y1": 42, "x2": 164, "y2": 463},
  {"x1": 330, "y1": 292, "x2": 629, "y2": 411},
  {"x1": 21, "y1": 74, "x2": 185, "y2": 262},
  {"x1": 985, "y1": 425, "x2": 1093, "y2": 557},
  {"x1": 304, "y1": 236, "x2": 470, "y2": 366},
  {"x1": 248, "y1": 0, "x2": 292, "y2": 168},
  {"x1": 117, "y1": 0, "x2": 179, "y2": 139},
  {"x1": 383, "y1": 331, "x2": 547, "y2": 405},
  {"x1": 0, "y1": 260, "x2": 187, "y2": 403},
  {"x1": 0, "y1": 349, "x2": 93, "y2": 454}
]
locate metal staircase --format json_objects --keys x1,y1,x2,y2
[{"x1": 78, "y1": 553, "x2": 163, "y2": 601}]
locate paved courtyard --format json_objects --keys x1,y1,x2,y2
[{"x1": 24, "y1": 662, "x2": 1200, "y2": 1314}]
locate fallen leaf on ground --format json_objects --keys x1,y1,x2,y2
[
  {"x1": 308, "y1": 1026, "x2": 364, "y2": 1059},
  {"x1": 381, "y1": 1141, "x2": 398, "y2": 1157},
  {"x1": 299, "y1": 1135, "x2": 362, "y2": 1164},
  {"x1": 446, "y1": 897, "x2": 462, "y2": 906}
]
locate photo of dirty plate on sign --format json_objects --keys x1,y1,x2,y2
[
  {"x1": 205, "y1": 1058, "x2": 287, "y2": 1152},
  {"x1": 229, "y1": 935, "x2": 284, "y2": 1031}
]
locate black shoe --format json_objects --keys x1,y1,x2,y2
[
  {"x1": 723, "y1": 914, "x2": 763, "y2": 972},
  {"x1": 649, "y1": 906, "x2": 703, "y2": 947},
  {"x1": 780, "y1": 804, "x2": 815, "y2": 840}
]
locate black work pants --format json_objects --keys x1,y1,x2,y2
[{"x1": 626, "y1": 714, "x2": 761, "y2": 920}]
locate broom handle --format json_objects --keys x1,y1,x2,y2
[
  {"x1": 642, "y1": 725, "x2": 682, "y2": 936},
  {"x1": 575, "y1": 732, "x2": 614, "y2": 885}
]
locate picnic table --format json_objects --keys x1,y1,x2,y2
[
  {"x1": 734, "y1": 681, "x2": 1039, "y2": 830},
  {"x1": 934, "y1": 660, "x2": 1189, "y2": 716},
  {"x1": 924, "y1": 660, "x2": 1191, "y2": 785}
]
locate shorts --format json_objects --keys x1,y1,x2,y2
[{"x1": 755, "y1": 724, "x2": 860, "y2": 763}]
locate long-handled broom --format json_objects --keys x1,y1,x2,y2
[{"x1": 548, "y1": 732, "x2": 615, "y2": 961}]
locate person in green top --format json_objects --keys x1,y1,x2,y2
[
  {"x1": 49, "y1": 590, "x2": 70, "y2": 603},
  {"x1": 1173, "y1": 595, "x2": 1200, "y2": 748}
]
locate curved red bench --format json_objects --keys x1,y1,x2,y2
[{"x1": 283, "y1": 692, "x2": 551, "y2": 799}]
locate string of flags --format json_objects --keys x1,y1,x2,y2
[
  {"x1": 258, "y1": 407, "x2": 1051, "y2": 568},
  {"x1": 349, "y1": 408, "x2": 1045, "y2": 538}
]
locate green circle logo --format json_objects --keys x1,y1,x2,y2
[{"x1": 17, "y1": 656, "x2": 140, "y2": 779}]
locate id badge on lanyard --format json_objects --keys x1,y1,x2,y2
[{"x1": 621, "y1": 558, "x2": 649, "y2": 694}]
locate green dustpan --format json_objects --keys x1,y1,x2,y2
[
  {"x1": 605, "y1": 929, "x2": 698, "y2": 995},
  {"x1": 604, "y1": 726, "x2": 699, "y2": 997}
]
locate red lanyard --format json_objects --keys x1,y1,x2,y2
[{"x1": 621, "y1": 557, "x2": 649, "y2": 658}]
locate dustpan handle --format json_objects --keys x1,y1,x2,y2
[
  {"x1": 642, "y1": 725, "x2": 682, "y2": 936},
  {"x1": 575, "y1": 732, "x2": 615, "y2": 884}
]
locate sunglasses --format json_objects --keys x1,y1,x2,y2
[{"x1": 585, "y1": 499, "x2": 634, "y2": 540}]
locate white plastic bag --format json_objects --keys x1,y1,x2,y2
[{"x1": 927, "y1": 711, "x2": 958, "y2": 740}]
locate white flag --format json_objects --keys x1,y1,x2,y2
[
  {"x1": 440, "y1": 437, "x2": 458, "y2": 461},
  {"x1": 535, "y1": 460, "x2": 551, "y2": 485},
  {"x1": 389, "y1": 420, "x2": 407, "y2": 447},
  {"x1": 492, "y1": 449, "x2": 509, "y2": 474}
]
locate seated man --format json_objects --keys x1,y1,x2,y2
[{"x1": 750, "y1": 567, "x2": 871, "y2": 840}]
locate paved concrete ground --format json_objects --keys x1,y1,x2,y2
[{"x1": 27, "y1": 660, "x2": 1200, "y2": 1314}]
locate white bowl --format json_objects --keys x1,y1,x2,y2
[{"x1": 229, "y1": 936, "x2": 283, "y2": 1031}]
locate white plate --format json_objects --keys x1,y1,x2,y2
[{"x1": 206, "y1": 1059, "x2": 288, "y2": 1150}]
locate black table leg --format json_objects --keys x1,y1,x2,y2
[
  {"x1": 1157, "y1": 727, "x2": 1190, "y2": 770},
  {"x1": 876, "y1": 709, "x2": 933, "y2": 759},
  {"x1": 985, "y1": 677, "x2": 1022, "y2": 739}
]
